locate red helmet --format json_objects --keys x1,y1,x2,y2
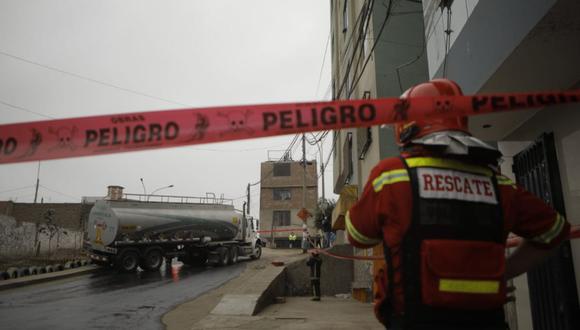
[{"x1": 395, "y1": 79, "x2": 469, "y2": 146}]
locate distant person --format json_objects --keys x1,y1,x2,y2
[
  {"x1": 322, "y1": 215, "x2": 332, "y2": 248},
  {"x1": 288, "y1": 232, "x2": 297, "y2": 249},
  {"x1": 306, "y1": 251, "x2": 322, "y2": 301},
  {"x1": 301, "y1": 227, "x2": 310, "y2": 253},
  {"x1": 314, "y1": 233, "x2": 322, "y2": 248}
]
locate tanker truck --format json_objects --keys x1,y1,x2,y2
[{"x1": 85, "y1": 192, "x2": 262, "y2": 272}]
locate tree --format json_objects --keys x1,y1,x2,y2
[{"x1": 313, "y1": 198, "x2": 336, "y2": 231}]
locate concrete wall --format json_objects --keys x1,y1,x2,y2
[
  {"x1": 424, "y1": 0, "x2": 556, "y2": 90},
  {"x1": 0, "y1": 215, "x2": 84, "y2": 259},
  {"x1": 0, "y1": 201, "x2": 92, "y2": 230},
  {"x1": 284, "y1": 245, "x2": 354, "y2": 297}
]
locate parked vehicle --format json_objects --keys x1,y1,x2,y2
[{"x1": 85, "y1": 193, "x2": 262, "y2": 272}]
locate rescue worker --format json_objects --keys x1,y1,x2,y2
[
  {"x1": 346, "y1": 79, "x2": 570, "y2": 330},
  {"x1": 306, "y1": 251, "x2": 323, "y2": 301},
  {"x1": 288, "y1": 232, "x2": 297, "y2": 249}
]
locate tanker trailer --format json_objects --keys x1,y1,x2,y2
[{"x1": 85, "y1": 198, "x2": 262, "y2": 272}]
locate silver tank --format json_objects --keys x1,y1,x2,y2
[{"x1": 87, "y1": 200, "x2": 242, "y2": 247}]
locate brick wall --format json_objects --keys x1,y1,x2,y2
[{"x1": 259, "y1": 161, "x2": 319, "y2": 243}]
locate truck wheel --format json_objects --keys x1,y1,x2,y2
[
  {"x1": 217, "y1": 247, "x2": 229, "y2": 267},
  {"x1": 228, "y1": 247, "x2": 239, "y2": 265},
  {"x1": 115, "y1": 249, "x2": 139, "y2": 272},
  {"x1": 140, "y1": 247, "x2": 164, "y2": 271},
  {"x1": 250, "y1": 244, "x2": 262, "y2": 260}
]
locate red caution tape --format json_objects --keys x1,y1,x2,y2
[
  {"x1": 257, "y1": 227, "x2": 304, "y2": 234},
  {"x1": 0, "y1": 90, "x2": 579, "y2": 164}
]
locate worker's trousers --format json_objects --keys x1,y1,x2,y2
[{"x1": 311, "y1": 279, "x2": 320, "y2": 298}]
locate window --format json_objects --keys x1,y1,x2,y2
[
  {"x1": 273, "y1": 188, "x2": 292, "y2": 201},
  {"x1": 273, "y1": 210, "x2": 291, "y2": 226},
  {"x1": 273, "y1": 163, "x2": 291, "y2": 176}
]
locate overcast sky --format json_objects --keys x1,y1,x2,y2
[{"x1": 0, "y1": 0, "x2": 334, "y2": 215}]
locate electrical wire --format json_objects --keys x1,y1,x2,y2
[
  {"x1": 335, "y1": 0, "x2": 376, "y2": 99},
  {"x1": 0, "y1": 50, "x2": 191, "y2": 108},
  {"x1": 0, "y1": 185, "x2": 36, "y2": 195},
  {"x1": 314, "y1": 31, "x2": 331, "y2": 99},
  {"x1": 347, "y1": 0, "x2": 378, "y2": 96},
  {"x1": 442, "y1": 5, "x2": 453, "y2": 78},
  {"x1": 39, "y1": 184, "x2": 79, "y2": 201},
  {"x1": 348, "y1": 0, "x2": 394, "y2": 98},
  {"x1": 0, "y1": 100, "x2": 55, "y2": 119}
]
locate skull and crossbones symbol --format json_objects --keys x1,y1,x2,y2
[
  {"x1": 218, "y1": 110, "x2": 254, "y2": 136},
  {"x1": 49, "y1": 126, "x2": 78, "y2": 151}
]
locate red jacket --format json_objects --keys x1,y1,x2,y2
[{"x1": 346, "y1": 155, "x2": 569, "y2": 320}]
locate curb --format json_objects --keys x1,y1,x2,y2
[{"x1": 0, "y1": 265, "x2": 100, "y2": 291}]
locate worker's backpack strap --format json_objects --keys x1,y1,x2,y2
[{"x1": 379, "y1": 239, "x2": 396, "y2": 327}]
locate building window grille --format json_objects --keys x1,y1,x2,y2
[
  {"x1": 273, "y1": 210, "x2": 291, "y2": 226},
  {"x1": 273, "y1": 163, "x2": 291, "y2": 176},
  {"x1": 273, "y1": 188, "x2": 292, "y2": 201}
]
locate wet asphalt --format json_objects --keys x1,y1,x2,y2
[{"x1": 0, "y1": 260, "x2": 246, "y2": 330}]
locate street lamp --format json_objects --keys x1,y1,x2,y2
[
  {"x1": 147, "y1": 184, "x2": 174, "y2": 201},
  {"x1": 140, "y1": 178, "x2": 147, "y2": 196}
]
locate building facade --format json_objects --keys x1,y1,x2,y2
[
  {"x1": 259, "y1": 160, "x2": 318, "y2": 248},
  {"x1": 330, "y1": 0, "x2": 580, "y2": 328},
  {"x1": 330, "y1": 0, "x2": 429, "y2": 302}
]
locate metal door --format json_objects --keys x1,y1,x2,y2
[{"x1": 512, "y1": 132, "x2": 580, "y2": 330}]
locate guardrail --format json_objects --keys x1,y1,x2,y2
[{"x1": 123, "y1": 192, "x2": 234, "y2": 205}]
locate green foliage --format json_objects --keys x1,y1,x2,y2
[{"x1": 314, "y1": 198, "x2": 336, "y2": 230}]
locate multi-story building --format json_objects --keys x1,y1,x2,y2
[
  {"x1": 259, "y1": 160, "x2": 318, "y2": 248},
  {"x1": 330, "y1": 0, "x2": 580, "y2": 328},
  {"x1": 330, "y1": 0, "x2": 429, "y2": 302}
]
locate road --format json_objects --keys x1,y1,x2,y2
[{"x1": 0, "y1": 260, "x2": 246, "y2": 330}]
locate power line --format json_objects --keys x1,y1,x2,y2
[
  {"x1": 39, "y1": 184, "x2": 79, "y2": 201},
  {"x1": 348, "y1": 0, "x2": 394, "y2": 98},
  {"x1": 314, "y1": 31, "x2": 331, "y2": 99},
  {"x1": 335, "y1": 0, "x2": 376, "y2": 99},
  {"x1": 0, "y1": 185, "x2": 36, "y2": 195},
  {"x1": 0, "y1": 50, "x2": 190, "y2": 107},
  {"x1": 345, "y1": 0, "x2": 377, "y2": 97},
  {"x1": 0, "y1": 100, "x2": 55, "y2": 119}
]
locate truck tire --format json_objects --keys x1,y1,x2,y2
[
  {"x1": 115, "y1": 248, "x2": 140, "y2": 272},
  {"x1": 228, "y1": 246, "x2": 239, "y2": 265},
  {"x1": 250, "y1": 244, "x2": 262, "y2": 260},
  {"x1": 140, "y1": 247, "x2": 164, "y2": 271},
  {"x1": 217, "y1": 247, "x2": 229, "y2": 267}
]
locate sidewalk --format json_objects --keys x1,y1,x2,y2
[{"x1": 162, "y1": 248, "x2": 383, "y2": 330}]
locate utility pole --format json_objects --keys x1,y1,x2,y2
[
  {"x1": 33, "y1": 161, "x2": 40, "y2": 203},
  {"x1": 246, "y1": 183, "x2": 251, "y2": 215},
  {"x1": 302, "y1": 133, "x2": 307, "y2": 211},
  {"x1": 311, "y1": 133, "x2": 325, "y2": 200}
]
